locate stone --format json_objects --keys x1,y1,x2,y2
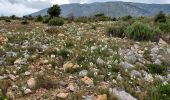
[
  {"x1": 96, "y1": 58, "x2": 105, "y2": 65},
  {"x1": 84, "y1": 95, "x2": 96, "y2": 100},
  {"x1": 57, "y1": 93, "x2": 69, "y2": 99},
  {"x1": 116, "y1": 73, "x2": 123, "y2": 81},
  {"x1": 112, "y1": 79, "x2": 117, "y2": 84},
  {"x1": 14, "y1": 58, "x2": 24, "y2": 65},
  {"x1": 24, "y1": 71, "x2": 31, "y2": 76},
  {"x1": 158, "y1": 38, "x2": 167, "y2": 47},
  {"x1": 67, "y1": 83, "x2": 75, "y2": 92},
  {"x1": 120, "y1": 61, "x2": 134, "y2": 69},
  {"x1": 63, "y1": 61, "x2": 79, "y2": 71},
  {"x1": 96, "y1": 94, "x2": 107, "y2": 100},
  {"x1": 151, "y1": 46, "x2": 159, "y2": 54},
  {"x1": 167, "y1": 48, "x2": 170, "y2": 54},
  {"x1": 27, "y1": 78, "x2": 36, "y2": 89},
  {"x1": 24, "y1": 89, "x2": 32, "y2": 94},
  {"x1": 9, "y1": 74, "x2": 16, "y2": 81},
  {"x1": 79, "y1": 70, "x2": 88, "y2": 77},
  {"x1": 130, "y1": 70, "x2": 142, "y2": 78},
  {"x1": 109, "y1": 88, "x2": 137, "y2": 100},
  {"x1": 125, "y1": 55, "x2": 137, "y2": 64},
  {"x1": 154, "y1": 59, "x2": 162, "y2": 65},
  {"x1": 81, "y1": 76, "x2": 93, "y2": 86}
]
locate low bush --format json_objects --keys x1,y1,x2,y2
[
  {"x1": 124, "y1": 22, "x2": 161, "y2": 41},
  {"x1": 158, "y1": 83, "x2": 170, "y2": 100},
  {"x1": 146, "y1": 64, "x2": 167, "y2": 75},
  {"x1": 43, "y1": 16, "x2": 51, "y2": 23},
  {"x1": 48, "y1": 17, "x2": 64, "y2": 26},
  {"x1": 155, "y1": 11, "x2": 167, "y2": 23},
  {"x1": 21, "y1": 20, "x2": 29, "y2": 25},
  {"x1": 106, "y1": 22, "x2": 128, "y2": 38},
  {"x1": 157, "y1": 22, "x2": 170, "y2": 33},
  {"x1": 35, "y1": 15, "x2": 43, "y2": 22}
]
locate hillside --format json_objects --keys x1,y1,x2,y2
[{"x1": 30, "y1": 1, "x2": 170, "y2": 17}]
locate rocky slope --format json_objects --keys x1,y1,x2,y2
[{"x1": 0, "y1": 20, "x2": 170, "y2": 100}]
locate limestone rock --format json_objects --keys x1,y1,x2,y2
[
  {"x1": 27, "y1": 78, "x2": 36, "y2": 89},
  {"x1": 81, "y1": 76, "x2": 93, "y2": 86},
  {"x1": 57, "y1": 93, "x2": 69, "y2": 99}
]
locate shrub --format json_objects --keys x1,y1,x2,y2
[
  {"x1": 157, "y1": 22, "x2": 170, "y2": 33},
  {"x1": 155, "y1": 11, "x2": 167, "y2": 23},
  {"x1": 122, "y1": 15, "x2": 132, "y2": 21},
  {"x1": 43, "y1": 16, "x2": 51, "y2": 23},
  {"x1": 0, "y1": 80, "x2": 11, "y2": 96},
  {"x1": 48, "y1": 17, "x2": 64, "y2": 26},
  {"x1": 158, "y1": 83, "x2": 170, "y2": 100},
  {"x1": 35, "y1": 15, "x2": 43, "y2": 22},
  {"x1": 5, "y1": 19, "x2": 11, "y2": 22},
  {"x1": 75, "y1": 17, "x2": 89, "y2": 23},
  {"x1": 146, "y1": 64, "x2": 167, "y2": 75},
  {"x1": 106, "y1": 22, "x2": 128, "y2": 38},
  {"x1": 124, "y1": 22, "x2": 161, "y2": 41},
  {"x1": 21, "y1": 20, "x2": 29, "y2": 25},
  {"x1": 48, "y1": 4, "x2": 61, "y2": 17}
]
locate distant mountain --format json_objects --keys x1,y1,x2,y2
[{"x1": 29, "y1": 1, "x2": 170, "y2": 17}]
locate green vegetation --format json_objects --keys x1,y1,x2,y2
[
  {"x1": 48, "y1": 17, "x2": 64, "y2": 26},
  {"x1": 158, "y1": 83, "x2": 170, "y2": 100},
  {"x1": 155, "y1": 11, "x2": 167, "y2": 23},
  {"x1": 146, "y1": 64, "x2": 167, "y2": 75},
  {"x1": 48, "y1": 4, "x2": 61, "y2": 17},
  {"x1": 124, "y1": 21, "x2": 161, "y2": 41}
]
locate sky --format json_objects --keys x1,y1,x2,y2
[{"x1": 0, "y1": 0, "x2": 170, "y2": 16}]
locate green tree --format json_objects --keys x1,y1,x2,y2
[
  {"x1": 155, "y1": 11, "x2": 166, "y2": 23},
  {"x1": 48, "y1": 5, "x2": 61, "y2": 17}
]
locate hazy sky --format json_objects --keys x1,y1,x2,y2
[{"x1": 0, "y1": 0, "x2": 170, "y2": 16}]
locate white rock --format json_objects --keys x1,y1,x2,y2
[
  {"x1": 79, "y1": 70, "x2": 88, "y2": 77},
  {"x1": 96, "y1": 58, "x2": 105, "y2": 65},
  {"x1": 120, "y1": 61, "x2": 134, "y2": 69},
  {"x1": 154, "y1": 59, "x2": 162, "y2": 65},
  {"x1": 117, "y1": 73, "x2": 123, "y2": 81},
  {"x1": 109, "y1": 88, "x2": 137, "y2": 100},
  {"x1": 24, "y1": 71, "x2": 31, "y2": 76},
  {"x1": 167, "y1": 48, "x2": 170, "y2": 54},
  {"x1": 151, "y1": 46, "x2": 159, "y2": 54},
  {"x1": 158, "y1": 38, "x2": 167, "y2": 47},
  {"x1": 9, "y1": 74, "x2": 16, "y2": 81},
  {"x1": 24, "y1": 89, "x2": 32, "y2": 94},
  {"x1": 57, "y1": 93, "x2": 69, "y2": 99},
  {"x1": 130, "y1": 70, "x2": 142, "y2": 78}
]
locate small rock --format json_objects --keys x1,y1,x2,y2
[
  {"x1": 158, "y1": 38, "x2": 167, "y2": 47},
  {"x1": 116, "y1": 73, "x2": 122, "y2": 81},
  {"x1": 154, "y1": 59, "x2": 162, "y2": 65},
  {"x1": 14, "y1": 58, "x2": 23, "y2": 65},
  {"x1": 57, "y1": 93, "x2": 69, "y2": 99},
  {"x1": 27, "y1": 78, "x2": 36, "y2": 89},
  {"x1": 96, "y1": 94, "x2": 107, "y2": 100},
  {"x1": 81, "y1": 76, "x2": 93, "y2": 86},
  {"x1": 84, "y1": 95, "x2": 96, "y2": 100},
  {"x1": 97, "y1": 58, "x2": 105, "y2": 65},
  {"x1": 79, "y1": 70, "x2": 88, "y2": 77},
  {"x1": 24, "y1": 89, "x2": 32, "y2": 94},
  {"x1": 67, "y1": 83, "x2": 75, "y2": 92},
  {"x1": 24, "y1": 71, "x2": 31, "y2": 76},
  {"x1": 167, "y1": 48, "x2": 170, "y2": 54},
  {"x1": 109, "y1": 88, "x2": 137, "y2": 100},
  {"x1": 112, "y1": 79, "x2": 117, "y2": 84},
  {"x1": 63, "y1": 61, "x2": 79, "y2": 71},
  {"x1": 59, "y1": 81, "x2": 68, "y2": 86},
  {"x1": 130, "y1": 70, "x2": 142, "y2": 78},
  {"x1": 9, "y1": 74, "x2": 16, "y2": 81},
  {"x1": 120, "y1": 61, "x2": 134, "y2": 69}
]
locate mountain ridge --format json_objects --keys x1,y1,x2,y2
[{"x1": 29, "y1": 1, "x2": 170, "y2": 17}]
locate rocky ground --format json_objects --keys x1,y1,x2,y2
[{"x1": 0, "y1": 20, "x2": 170, "y2": 100}]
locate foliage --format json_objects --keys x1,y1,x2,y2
[
  {"x1": 158, "y1": 83, "x2": 170, "y2": 100},
  {"x1": 48, "y1": 17, "x2": 64, "y2": 26},
  {"x1": 124, "y1": 21, "x2": 161, "y2": 41},
  {"x1": 35, "y1": 15, "x2": 43, "y2": 22},
  {"x1": 157, "y1": 22, "x2": 170, "y2": 33},
  {"x1": 48, "y1": 4, "x2": 61, "y2": 17},
  {"x1": 21, "y1": 20, "x2": 29, "y2": 25},
  {"x1": 121, "y1": 15, "x2": 132, "y2": 21},
  {"x1": 106, "y1": 22, "x2": 128, "y2": 38},
  {"x1": 43, "y1": 16, "x2": 51, "y2": 23},
  {"x1": 146, "y1": 64, "x2": 167, "y2": 75},
  {"x1": 155, "y1": 11, "x2": 167, "y2": 23}
]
